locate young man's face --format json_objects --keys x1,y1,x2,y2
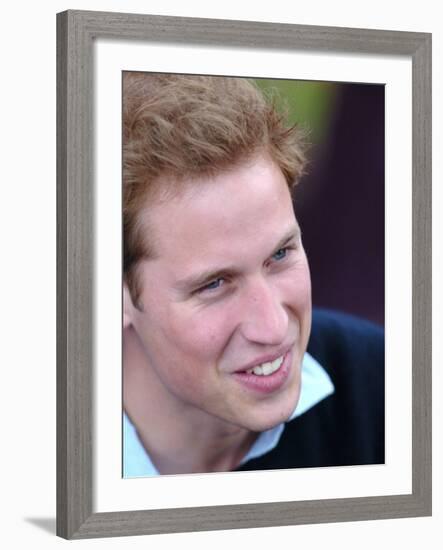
[{"x1": 124, "y1": 154, "x2": 312, "y2": 433}]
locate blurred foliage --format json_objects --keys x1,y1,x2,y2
[{"x1": 254, "y1": 78, "x2": 339, "y2": 146}]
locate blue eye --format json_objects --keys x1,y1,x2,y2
[
  {"x1": 199, "y1": 278, "x2": 224, "y2": 293},
  {"x1": 272, "y1": 248, "x2": 288, "y2": 261}
]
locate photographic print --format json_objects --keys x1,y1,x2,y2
[{"x1": 121, "y1": 74, "x2": 385, "y2": 478}]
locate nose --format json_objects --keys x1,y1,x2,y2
[{"x1": 239, "y1": 277, "x2": 288, "y2": 346}]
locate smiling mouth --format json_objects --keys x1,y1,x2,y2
[
  {"x1": 245, "y1": 355, "x2": 284, "y2": 376},
  {"x1": 232, "y1": 349, "x2": 293, "y2": 394}
]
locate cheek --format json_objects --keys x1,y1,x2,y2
[
  {"x1": 168, "y1": 306, "x2": 235, "y2": 364},
  {"x1": 281, "y1": 262, "x2": 312, "y2": 308},
  {"x1": 161, "y1": 311, "x2": 234, "y2": 399}
]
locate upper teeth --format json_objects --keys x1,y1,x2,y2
[{"x1": 247, "y1": 355, "x2": 284, "y2": 376}]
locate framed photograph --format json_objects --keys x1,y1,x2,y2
[{"x1": 57, "y1": 10, "x2": 431, "y2": 539}]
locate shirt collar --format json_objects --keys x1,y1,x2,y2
[{"x1": 123, "y1": 352, "x2": 334, "y2": 477}]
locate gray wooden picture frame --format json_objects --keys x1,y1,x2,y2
[{"x1": 56, "y1": 9, "x2": 432, "y2": 540}]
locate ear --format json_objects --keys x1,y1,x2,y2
[{"x1": 123, "y1": 283, "x2": 135, "y2": 330}]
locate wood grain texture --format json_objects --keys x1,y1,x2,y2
[
  {"x1": 411, "y1": 34, "x2": 432, "y2": 512},
  {"x1": 56, "y1": 10, "x2": 432, "y2": 539},
  {"x1": 57, "y1": 10, "x2": 93, "y2": 539}
]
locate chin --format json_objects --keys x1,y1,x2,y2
[
  {"x1": 241, "y1": 403, "x2": 296, "y2": 433},
  {"x1": 260, "y1": 390, "x2": 301, "y2": 431}
]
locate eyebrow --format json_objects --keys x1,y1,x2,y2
[{"x1": 175, "y1": 225, "x2": 301, "y2": 292}]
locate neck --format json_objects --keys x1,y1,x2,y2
[{"x1": 123, "y1": 326, "x2": 258, "y2": 475}]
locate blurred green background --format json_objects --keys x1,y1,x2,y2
[{"x1": 255, "y1": 78, "x2": 339, "y2": 147}]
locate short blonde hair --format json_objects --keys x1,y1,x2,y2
[{"x1": 123, "y1": 72, "x2": 307, "y2": 305}]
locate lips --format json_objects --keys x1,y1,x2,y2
[
  {"x1": 234, "y1": 345, "x2": 292, "y2": 375},
  {"x1": 231, "y1": 348, "x2": 293, "y2": 394}
]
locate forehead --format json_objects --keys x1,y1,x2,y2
[{"x1": 140, "y1": 155, "x2": 298, "y2": 268}]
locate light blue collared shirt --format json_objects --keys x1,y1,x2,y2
[{"x1": 123, "y1": 352, "x2": 334, "y2": 477}]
